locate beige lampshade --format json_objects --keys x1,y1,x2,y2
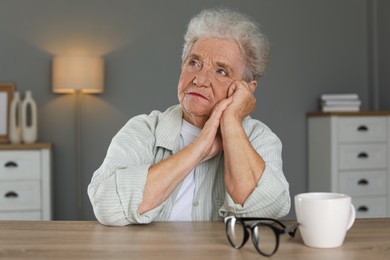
[{"x1": 52, "y1": 56, "x2": 104, "y2": 94}]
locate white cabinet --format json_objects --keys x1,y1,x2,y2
[
  {"x1": 0, "y1": 143, "x2": 52, "y2": 220},
  {"x1": 308, "y1": 113, "x2": 390, "y2": 218}
]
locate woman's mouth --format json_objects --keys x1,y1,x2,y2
[{"x1": 187, "y1": 92, "x2": 208, "y2": 100}]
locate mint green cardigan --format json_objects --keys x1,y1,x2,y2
[{"x1": 88, "y1": 105, "x2": 290, "y2": 226}]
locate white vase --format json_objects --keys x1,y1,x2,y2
[
  {"x1": 9, "y1": 91, "x2": 22, "y2": 144},
  {"x1": 21, "y1": 90, "x2": 38, "y2": 144}
]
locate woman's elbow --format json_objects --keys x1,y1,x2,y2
[
  {"x1": 93, "y1": 209, "x2": 131, "y2": 226},
  {"x1": 273, "y1": 191, "x2": 291, "y2": 218},
  {"x1": 88, "y1": 186, "x2": 130, "y2": 226}
]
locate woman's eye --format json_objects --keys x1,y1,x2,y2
[
  {"x1": 189, "y1": 59, "x2": 200, "y2": 67},
  {"x1": 216, "y1": 69, "x2": 227, "y2": 76}
]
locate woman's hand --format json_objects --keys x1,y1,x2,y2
[
  {"x1": 193, "y1": 80, "x2": 256, "y2": 162},
  {"x1": 222, "y1": 80, "x2": 256, "y2": 123},
  {"x1": 192, "y1": 96, "x2": 233, "y2": 162}
]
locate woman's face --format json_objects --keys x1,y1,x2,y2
[{"x1": 178, "y1": 37, "x2": 246, "y2": 127}]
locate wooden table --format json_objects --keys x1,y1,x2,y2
[{"x1": 0, "y1": 218, "x2": 389, "y2": 259}]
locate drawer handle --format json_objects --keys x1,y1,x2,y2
[
  {"x1": 4, "y1": 191, "x2": 18, "y2": 198},
  {"x1": 358, "y1": 179, "x2": 369, "y2": 185},
  {"x1": 357, "y1": 206, "x2": 369, "y2": 212},
  {"x1": 357, "y1": 125, "x2": 369, "y2": 132},
  {"x1": 357, "y1": 152, "x2": 369, "y2": 159},
  {"x1": 4, "y1": 161, "x2": 18, "y2": 168}
]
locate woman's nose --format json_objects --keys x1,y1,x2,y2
[{"x1": 193, "y1": 69, "x2": 211, "y2": 87}]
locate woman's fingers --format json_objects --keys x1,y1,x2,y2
[{"x1": 224, "y1": 81, "x2": 256, "y2": 120}]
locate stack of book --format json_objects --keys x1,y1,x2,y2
[{"x1": 320, "y1": 93, "x2": 361, "y2": 112}]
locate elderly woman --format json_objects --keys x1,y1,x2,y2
[{"x1": 88, "y1": 8, "x2": 290, "y2": 226}]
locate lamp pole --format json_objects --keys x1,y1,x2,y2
[
  {"x1": 75, "y1": 90, "x2": 82, "y2": 220},
  {"x1": 52, "y1": 55, "x2": 104, "y2": 220}
]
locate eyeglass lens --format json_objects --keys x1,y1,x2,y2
[
  {"x1": 226, "y1": 218, "x2": 279, "y2": 256},
  {"x1": 226, "y1": 218, "x2": 246, "y2": 248},
  {"x1": 253, "y1": 224, "x2": 278, "y2": 256}
]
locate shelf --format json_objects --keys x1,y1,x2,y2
[{"x1": 307, "y1": 111, "x2": 390, "y2": 117}]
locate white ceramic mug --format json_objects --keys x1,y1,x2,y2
[{"x1": 294, "y1": 192, "x2": 355, "y2": 248}]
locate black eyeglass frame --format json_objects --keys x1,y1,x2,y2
[{"x1": 224, "y1": 216, "x2": 298, "y2": 257}]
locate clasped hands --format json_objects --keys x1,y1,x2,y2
[{"x1": 194, "y1": 80, "x2": 256, "y2": 162}]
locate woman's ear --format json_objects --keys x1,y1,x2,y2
[{"x1": 248, "y1": 80, "x2": 257, "y2": 93}]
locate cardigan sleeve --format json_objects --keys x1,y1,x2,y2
[
  {"x1": 218, "y1": 119, "x2": 291, "y2": 218},
  {"x1": 87, "y1": 115, "x2": 166, "y2": 226}
]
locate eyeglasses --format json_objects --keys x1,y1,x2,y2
[{"x1": 224, "y1": 216, "x2": 297, "y2": 257}]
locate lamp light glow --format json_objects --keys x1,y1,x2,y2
[{"x1": 52, "y1": 56, "x2": 104, "y2": 94}]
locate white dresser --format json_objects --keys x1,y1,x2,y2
[
  {"x1": 308, "y1": 112, "x2": 390, "y2": 218},
  {"x1": 0, "y1": 143, "x2": 52, "y2": 220}
]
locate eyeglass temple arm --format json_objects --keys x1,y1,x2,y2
[
  {"x1": 224, "y1": 216, "x2": 298, "y2": 237},
  {"x1": 285, "y1": 223, "x2": 298, "y2": 237},
  {"x1": 231, "y1": 217, "x2": 286, "y2": 226}
]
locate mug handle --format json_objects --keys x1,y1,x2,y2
[{"x1": 347, "y1": 204, "x2": 356, "y2": 230}]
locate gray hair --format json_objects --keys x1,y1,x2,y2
[{"x1": 182, "y1": 8, "x2": 269, "y2": 81}]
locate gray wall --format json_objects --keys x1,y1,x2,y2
[
  {"x1": 0, "y1": 0, "x2": 388, "y2": 220},
  {"x1": 378, "y1": 0, "x2": 390, "y2": 109}
]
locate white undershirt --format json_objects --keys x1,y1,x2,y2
[{"x1": 169, "y1": 120, "x2": 200, "y2": 221}]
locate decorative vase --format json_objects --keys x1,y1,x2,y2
[
  {"x1": 9, "y1": 91, "x2": 22, "y2": 144},
  {"x1": 21, "y1": 90, "x2": 38, "y2": 144}
]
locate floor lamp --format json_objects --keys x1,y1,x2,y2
[{"x1": 52, "y1": 56, "x2": 104, "y2": 219}]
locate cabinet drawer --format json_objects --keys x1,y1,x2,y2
[
  {"x1": 338, "y1": 144, "x2": 387, "y2": 170},
  {"x1": 339, "y1": 171, "x2": 387, "y2": 196},
  {"x1": 0, "y1": 211, "x2": 41, "y2": 220},
  {"x1": 0, "y1": 181, "x2": 41, "y2": 210},
  {"x1": 352, "y1": 196, "x2": 387, "y2": 218},
  {"x1": 338, "y1": 117, "x2": 387, "y2": 142},
  {"x1": 0, "y1": 151, "x2": 41, "y2": 180}
]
